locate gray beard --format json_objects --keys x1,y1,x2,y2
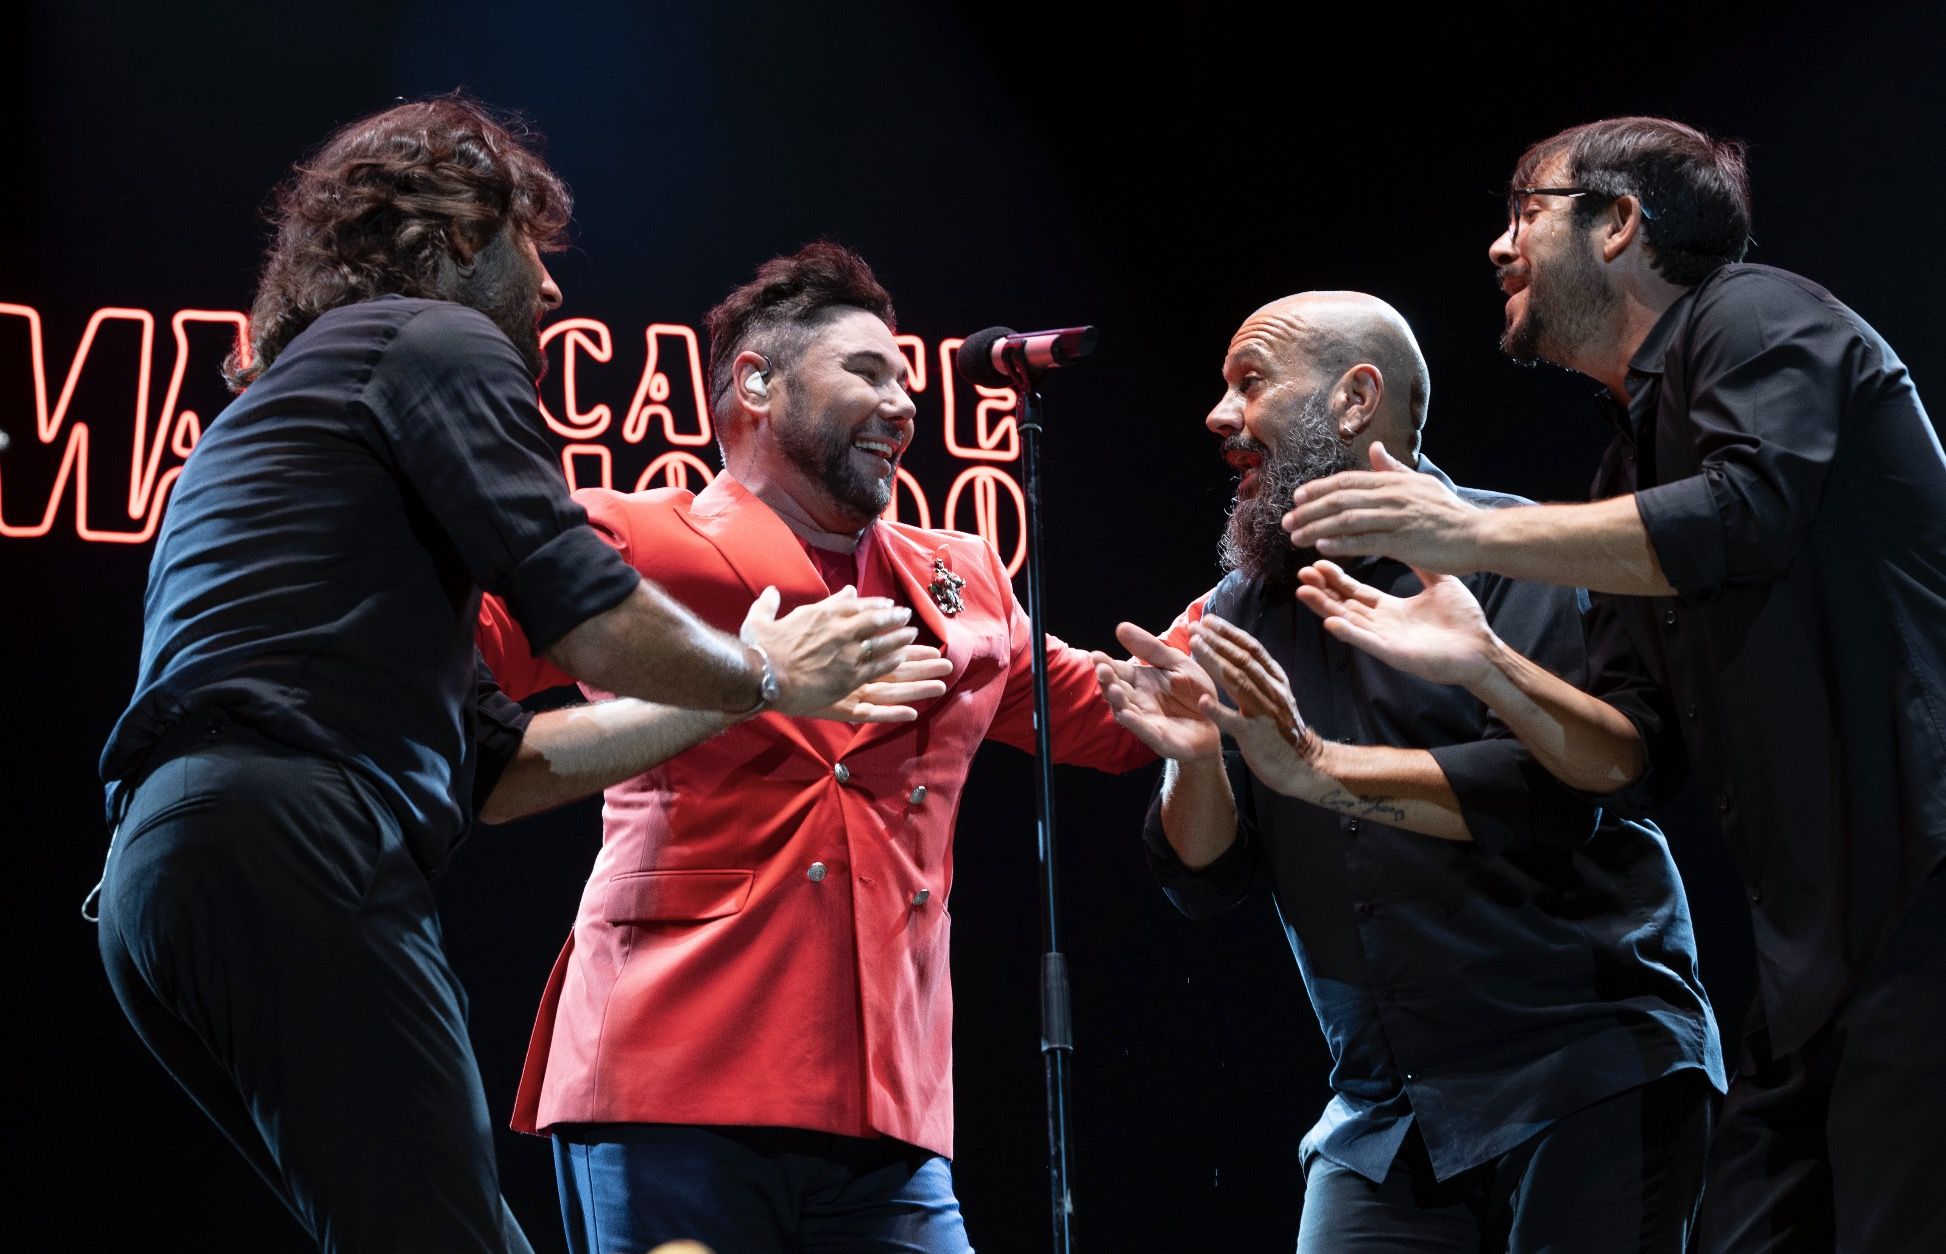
[{"x1": 1218, "y1": 388, "x2": 1359, "y2": 585}]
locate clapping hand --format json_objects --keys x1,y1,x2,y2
[
  {"x1": 1295, "y1": 560, "x2": 1499, "y2": 688},
  {"x1": 1188, "y1": 615, "x2": 1325, "y2": 798},
  {"x1": 740, "y1": 585, "x2": 915, "y2": 716},
  {"x1": 813, "y1": 644, "x2": 953, "y2": 723},
  {"x1": 1091, "y1": 622, "x2": 1221, "y2": 762}
]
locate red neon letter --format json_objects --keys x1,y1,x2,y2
[{"x1": 944, "y1": 466, "x2": 1027, "y2": 576}]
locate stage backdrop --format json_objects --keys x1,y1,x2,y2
[{"x1": 7, "y1": 2, "x2": 1941, "y2": 1248}]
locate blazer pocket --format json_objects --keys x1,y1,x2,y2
[{"x1": 603, "y1": 868, "x2": 754, "y2": 924}]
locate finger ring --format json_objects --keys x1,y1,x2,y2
[{"x1": 861, "y1": 639, "x2": 875, "y2": 662}]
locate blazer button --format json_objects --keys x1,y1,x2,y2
[
  {"x1": 833, "y1": 763, "x2": 852, "y2": 784},
  {"x1": 909, "y1": 785, "x2": 928, "y2": 805},
  {"x1": 807, "y1": 862, "x2": 828, "y2": 882},
  {"x1": 1346, "y1": 819, "x2": 1360, "y2": 833},
  {"x1": 910, "y1": 888, "x2": 931, "y2": 906},
  {"x1": 1661, "y1": 608, "x2": 1678, "y2": 627}
]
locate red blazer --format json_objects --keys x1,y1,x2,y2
[{"x1": 477, "y1": 473, "x2": 1151, "y2": 1157}]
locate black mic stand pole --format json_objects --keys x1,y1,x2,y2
[{"x1": 1004, "y1": 362, "x2": 1077, "y2": 1254}]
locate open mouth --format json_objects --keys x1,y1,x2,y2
[
  {"x1": 1224, "y1": 448, "x2": 1266, "y2": 497},
  {"x1": 851, "y1": 435, "x2": 903, "y2": 473}
]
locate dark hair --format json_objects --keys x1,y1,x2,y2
[
  {"x1": 703, "y1": 241, "x2": 897, "y2": 428},
  {"x1": 1513, "y1": 116, "x2": 1752, "y2": 285},
  {"x1": 224, "y1": 94, "x2": 571, "y2": 390}
]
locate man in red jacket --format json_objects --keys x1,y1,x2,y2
[{"x1": 477, "y1": 242, "x2": 1152, "y2": 1252}]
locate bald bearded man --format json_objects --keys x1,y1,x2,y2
[{"x1": 1095, "y1": 292, "x2": 1724, "y2": 1251}]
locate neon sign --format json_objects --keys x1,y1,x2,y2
[{"x1": 0, "y1": 304, "x2": 1029, "y2": 573}]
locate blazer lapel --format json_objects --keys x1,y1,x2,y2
[
  {"x1": 679, "y1": 473, "x2": 831, "y2": 609},
  {"x1": 842, "y1": 527, "x2": 980, "y2": 758},
  {"x1": 676, "y1": 473, "x2": 841, "y2": 760}
]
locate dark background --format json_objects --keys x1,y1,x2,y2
[{"x1": 6, "y1": 2, "x2": 1942, "y2": 1248}]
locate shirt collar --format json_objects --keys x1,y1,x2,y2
[
  {"x1": 1592, "y1": 285, "x2": 1699, "y2": 438},
  {"x1": 1623, "y1": 284, "x2": 1696, "y2": 382}
]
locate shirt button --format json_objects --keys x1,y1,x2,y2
[
  {"x1": 909, "y1": 786, "x2": 928, "y2": 805},
  {"x1": 1715, "y1": 794, "x2": 1731, "y2": 814},
  {"x1": 1685, "y1": 703, "x2": 1699, "y2": 721},
  {"x1": 910, "y1": 888, "x2": 931, "y2": 906},
  {"x1": 807, "y1": 862, "x2": 828, "y2": 882},
  {"x1": 1749, "y1": 887, "x2": 1764, "y2": 906},
  {"x1": 1356, "y1": 901, "x2": 1374, "y2": 918},
  {"x1": 833, "y1": 763, "x2": 852, "y2": 784}
]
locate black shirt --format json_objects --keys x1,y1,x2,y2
[
  {"x1": 1147, "y1": 461, "x2": 1723, "y2": 1183},
  {"x1": 1587, "y1": 264, "x2": 1946, "y2": 1057},
  {"x1": 101, "y1": 297, "x2": 641, "y2": 872}
]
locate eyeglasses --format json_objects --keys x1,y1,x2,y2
[
  {"x1": 1506, "y1": 186, "x2": 1592, "y2": 245},
  {"x1": 1505, "y1": 186, "x2": 1656, "y2": 245}
]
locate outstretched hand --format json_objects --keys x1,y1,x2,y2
[
  {"x1": 1091, "y1": 622, "x2": 1221, "y2": 762},
  {"x1": 1295, "y1": 560, "x2": 1499, "y2": 688},
  {"x1": 740, "y1": 585, "x2": 913, "y2": 716},
  {"x1": 1281, "y1": 441, "x2": 1487, "y2": 574}
]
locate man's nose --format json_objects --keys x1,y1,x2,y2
[
  {"x1": 1488, "y1": 224, "x2": 1518, "y2": 268},
  {"x1": 1206, "y1": 395, "x2": 1242, "y2": 437},
  {"x1": 888, "y1": 382, "x2": 917, "y2": 423}
]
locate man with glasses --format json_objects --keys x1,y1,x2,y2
[{"x1": 1283, "y1": 115, "x2": 1946, "y2": 1250}]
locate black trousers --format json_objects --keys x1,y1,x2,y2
[
  {"x1": 1695, "y1": 862, "x2": 1946, "y2": 1254},
  {"x1": 1297, "y1": 1069, "x2": 1717, "y2": 1253},
  {"x1": 96, "y1": 716, "x2": 532, "y2": 1254}
]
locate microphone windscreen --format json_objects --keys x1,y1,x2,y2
[{"x1": 955, "y1": 326, "x2": 1016, "y2": 389}]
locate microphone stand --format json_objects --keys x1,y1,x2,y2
[{"x1": 1003, "y1": 362, "x2": 1077, "y2": 1254}]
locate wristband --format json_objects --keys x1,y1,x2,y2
[{"x1": 735, "y1": 642, "x2": 780, "y2": 716}]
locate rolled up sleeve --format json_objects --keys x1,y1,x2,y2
[
  {"x1": 1574, "y1": 590, "x2": 1689, "y2": 817},
  {"x1": 360, "y1": 303, "x2": 639, "y2": 653},
  {"x1": 1141, "y1": 751, "x2": 1260, "y2": 918},
  {"x1": 1636, "y1": 273, "x2": 1858, "y2": 598},
  {"x1": 1427, "y1": 736, "x2": 1600, "y2": 858},
  {"x1": 1422, "y1": 572, "x2": 1605, "y2": 854},
  {"x1": 468, "y1": 656, "x2": 535, "y2": 816}
]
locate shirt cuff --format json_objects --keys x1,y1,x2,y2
[
  {"x1": 1562, "y1": 703, "x2": 1667, "y2": 819},
  {"x1": 1426, "y1": 740, "x2": 1599, "y2": 858},
  {"x1": 1141, "y1": 787, "x2": 1258, "y2": 919},
  {"x1": 501, "y1": 525, "x2": 643, "y2": 655},
  {"x1": 1634, "y1": 476, "x2": 1725, "y2": 598},
  {"x1": 470, "y1": 686, "x2": 535, "y2": 816}
]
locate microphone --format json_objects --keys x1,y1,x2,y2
[{"x1": 956, "y1": 325, "x2": 1099, "y2": 388}]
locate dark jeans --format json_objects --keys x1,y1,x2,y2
[
  {"x1": 1298, "y1": 1069, "x2": 1716, "y2": 1253},
  {"x1": 552, "y1": 1123, "x2": 973, "y2": 1253},
  {"x1": 1696, "y1": 861, "x2": 1946, "y2": 1254},
  {"x1": 96, "y1": 715, "x2": 531, "y2": 1253}
]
